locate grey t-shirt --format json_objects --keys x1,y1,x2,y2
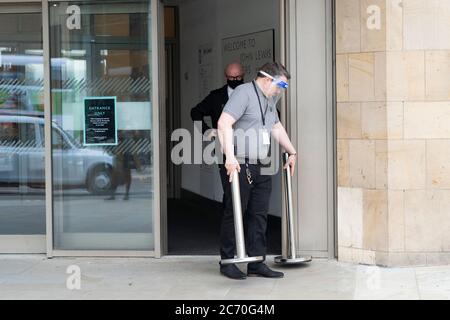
[{"x1": 223, "y1": 81, "x2": 279, "y2": 160}]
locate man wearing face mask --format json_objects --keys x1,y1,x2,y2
[
  {"x1": 191, "y1": 62, "x2": 245, "y2": 138},
  {"x1": 190, "y1": 62, "x2": 245, "y2": 192},
  {"x1": 217, "y1": 62, "x2": 297, "y2": 280}
]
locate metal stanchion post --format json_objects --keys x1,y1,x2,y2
[
  {"x1": 275, "y1": 153, "x2": 312, "y2": 265},
  {"x1": 221, "y1": 170, "x2": 264, "y2": 265}
]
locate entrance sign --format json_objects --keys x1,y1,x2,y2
[
  {"x1": 83, "y1": 97, "x2": 118, "y2": 146},
  {"x1": 222, "y1": 29, "x2": 275, "y2": 79}
]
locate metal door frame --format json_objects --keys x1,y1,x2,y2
[
  {"x1": 282, "y1": 0, "x2": 336, "y2": 259},
  {"x1": 164, "y1": 5, "x2": 181, "y2": 200},
  {"x1": 157, "y1": 0, "x2": 336, "y2": 259},
  {"x1": 0, "y1": 1, "x2": 46, "y2": 253},
  {"x1": 0, "y1": 0, "x2": 164, "y2": 257},
  {"x1": 48, "y1": 0, "x2": 164, "y2": 258},
  {"x1": 0, "y1": 0, "x2": 336, "y2": 259}
]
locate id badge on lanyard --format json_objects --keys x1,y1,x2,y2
[{"x1": 262, "y1": 127, "x2": 271, "y2": 145}]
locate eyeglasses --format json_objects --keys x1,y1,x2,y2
[
  {"x1": 259, "y1": 70, "x2": 289, "y2": 89},
  {"x1": 226, "y1": 75, "x2": 244, "y2": 81}
]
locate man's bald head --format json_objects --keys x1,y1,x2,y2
[{"x1": 224, "y1": 62, "x2": 245, "y2": 80}]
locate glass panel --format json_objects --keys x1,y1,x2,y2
[
  {"x1": 0, "y1": 12, "x2": 45, "y2": 235},
  {"x1": 50, "y1": 1, "x2": 154, "y2": 250}
]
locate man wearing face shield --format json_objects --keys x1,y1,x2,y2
[{"x1": 217, "y1": 62, "x2": 297, "y2": 280}]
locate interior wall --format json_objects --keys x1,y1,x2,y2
[{"x1": 177, "y1": 0, "x2": 282, "y2": 216}]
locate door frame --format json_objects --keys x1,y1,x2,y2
[
  {"x1": 48, "y1": 0, "x2": 164, "y2": 258},
  {"x1": 153, "y1": 0, "x2": 167, "y2": 258},
  {"x1": 159, "y1": 0, "x2": 337, "y2": 259},
  {"x1": 0, "y1": 0, "x2": 164, "y2": 257},
  {"x1": 0, "y1": 1, "x2": 46, "y2": 254},
  {"x1": 164, "y1": 5, "x2": 181, "y2": 200},
  {"x1": 0, "y1": 0, "x2": 336, "y2": 259},
  {"x1": 283, "y1": 0, "x2": 336, "y2": 259}
]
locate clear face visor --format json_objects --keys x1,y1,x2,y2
[
  {"x1": 259, "y1": 70, "x2": 288, "y2": 105},
  {"x1": 259, "y1": 70, "x2": 289, "y2": 90}
]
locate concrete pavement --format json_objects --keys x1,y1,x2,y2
[{"x1": 1, "y1": 255, "x2": 449, "y2": 300}]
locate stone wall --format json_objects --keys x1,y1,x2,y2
[{"x1": 336, "y1": 0, "x2": 450, "y2": 266}]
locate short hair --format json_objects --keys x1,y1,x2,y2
[
  {"x1": 224, "y1": 62, "x2": 244, "y2": 74},
  {"x1": 257, "y1": 62, "x2": 291, "y2": 80}
]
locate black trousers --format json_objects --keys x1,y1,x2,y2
[
  {"x1": 219, "y1": 163, "x2": 272, "y2": 262},
  {"x1": 218, "y1": 164, "x2": 228, "y2": 209}
]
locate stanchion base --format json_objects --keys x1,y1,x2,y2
[
  {"x1": 274, "y1": 256, "x2": 312, "y2": 265},
  {"x1": 221, "y1": 256, "x2": 264, "y2": 265}
]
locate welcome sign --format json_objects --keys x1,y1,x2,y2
[
  {"x1": 83, "y1": 97, "x2": 118, "y2": 146},
  {"x1": 222, "y1": 29, "x2": 275, "y2": 80}
]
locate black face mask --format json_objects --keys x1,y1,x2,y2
[{"x1": 227, "y1": 79, "x2": 244, "y2": 89}]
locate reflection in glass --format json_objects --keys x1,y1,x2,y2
[
  {"x1": 0, "y1": 12, "x2": 45, "y2": 235},
  {"x1": 50, "y1": 1, "x2": 154, "y2": 250}
]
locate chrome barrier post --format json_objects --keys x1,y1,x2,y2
[
  {"x1": 221, "y1": 170, "x2": 264, "y2": 265},
  {"x1": 275, "y1": 153, "x2": 312, "y2": 265}
]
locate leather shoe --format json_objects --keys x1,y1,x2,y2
[
  {"x1": 220, "y1": 263, "x2": 247, "y2": 280},
  {"x1": 247, "y1": 263, "x2": 284, "y2": 278}
]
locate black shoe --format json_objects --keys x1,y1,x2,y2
[
  {"x1": 105, "y1": 195, "x2": 115, "y2": 200},
  {"x1": 247, "y1": 263, "x2": 284, "y2": 278},
  {"x1": 220, "y1": 263, "x2": 247, "y2": 280},
  {"x1": 123, "y1": 195, "x2": 129, "y2": 201}
]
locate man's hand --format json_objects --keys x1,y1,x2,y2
[
  {"x1": 271, "y1": 123, "x2": 297, "y2": 177},
  {"x1": 225, "y1": 156, "x2": 241, "y2": 182},
  {"x1": 284, "y1": 154, "x2": 297, "y2": 177}
]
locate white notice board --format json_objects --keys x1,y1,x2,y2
[{"x1": 222, "y1": 29, "x2": 275, "y2": 80}]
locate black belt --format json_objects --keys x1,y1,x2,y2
[
  {"x1": 244, "y1": 158, "x2": 271, "y2": 167},
  {"x1": 222, "y1": 156, "x2": 271, "y2": 167}
]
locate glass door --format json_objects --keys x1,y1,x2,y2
[
  {"x1": 0, "y1": 3, "x2": 45, "y2": 253},
  {"x1": 49, "y1": 0, "x2": 157, "y2": 253}
]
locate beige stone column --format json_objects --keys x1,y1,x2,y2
[{"x1": 336, "y1": 0, "x2": 450, "y2": 266}]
